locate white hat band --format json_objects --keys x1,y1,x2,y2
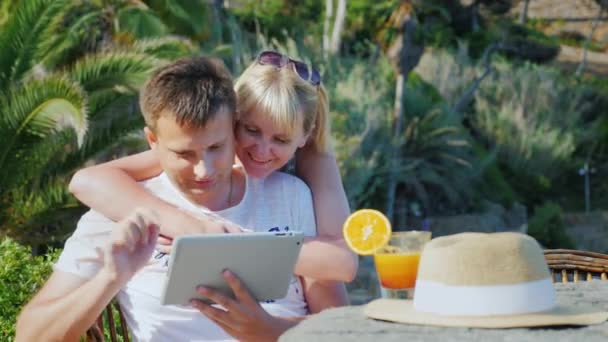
[{"x1": 413, "y1": 277, "x2": 556, "y2": 316}]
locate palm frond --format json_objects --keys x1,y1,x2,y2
[
  {"x1": 65, "y1": 51, "x2": 163, "y2": 94},
  {"x1": 133, "y1": 36, "x2": 198, "y2": 60},
  {"x1": 437, "y1": 152, "x2": 473, "y2": 168},
  {"x1": 0, "y1": 0, "x2": 71, "y2": 87},
  {"x1": 38, "y1": 8, "x2": 106, "y2": 69},
  {"x1": 0, "y1": 130, "x2": 71, "y2": 195},
  {"x1": 1, "y1": 178, "x2": 86, "y2": 245},
  {"x1": 86, "y1": 88, "x2": 137, "y2": 117},
  {"x1": 0, "y1": 76, "x2": 87, "y2": 179},
  {"x1": 144, "y1": 0, "x2": 212, "y2": 38},
  {"x1": 0, "y1": 0, "x2": 16, "y2": 27},
  {"x1": 58, "y1": 94, "x2": 144, "y2": 174},
  {"x1": 117, "y1": 5, "x2": 169, "y2": 39}
]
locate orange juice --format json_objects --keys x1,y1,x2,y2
[{"x1": 374, "y1": 252, "x2": 421, "y2": 289}]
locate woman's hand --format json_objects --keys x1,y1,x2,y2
[{"x1": 190, "y1": 270, "x2": 298, "y2": 342}]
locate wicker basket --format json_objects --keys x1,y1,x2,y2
[{"x1": 544, "y1": 249, "x2": 608, "y2": 283}]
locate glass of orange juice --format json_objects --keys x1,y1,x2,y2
[{"x1": 374, "y1": 231, "x2": 431, "y2": 299}]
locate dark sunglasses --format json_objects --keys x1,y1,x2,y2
[{"x1": 256, "y1": 50, "x2": 321, "y2": 86}]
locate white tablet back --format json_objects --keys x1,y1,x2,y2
[{"x1": 161, "y1": 232, "x2": 304, "y2": 306}]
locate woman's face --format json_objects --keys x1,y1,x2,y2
[{"x1": 235, "y1": 108, "x2": 309, "y2": 179}]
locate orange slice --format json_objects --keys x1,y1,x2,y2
[{"x1": 343, "y1": 209, "x2": 392, "y2": 255}]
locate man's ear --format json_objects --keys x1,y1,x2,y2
[{"x1": 144, "y1": 127, "x2": 158, "y2": 150}]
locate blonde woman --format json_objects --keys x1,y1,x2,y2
[{"x1": 69, "y1": 51, "x2": 356, "y2": 300}]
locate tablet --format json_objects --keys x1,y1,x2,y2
[{"x1": 160, "y1": 231, "x2": 304, "y2": 306}]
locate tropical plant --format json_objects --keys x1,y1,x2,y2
[
  {"x1": 0, "y1": 0, "x2": 19, "y2": 27},
  {"x1": 328, "y1": 52, "x2": 475, "y2": 226},
  {"x1": 144, "y1": 0, "x2": 216, "y2": 42},
  {"x1": 392, "y1": 79, "x2": 475, "y2": 221},
  {"x1": 0, "y1": 238, "x2": 60, "y2": 340},
  {"x1": 415, "y1": 47, "x2": 605, "y2": 209},
  {"x1": 472, "y1": 61, "x2": 589, "y2": 181},
  {"x1": 527, "y1": 202, "x2": 576, "y2": 249},
  {"x1": 329, "y1": 55, "x2": 394, "y2": 211},
  {"x1": 0, "y1": 0, "x2": 197, "y2": 246},
  {"x1": 231, "y1": 0, "x2": 324, "y2": 42}
]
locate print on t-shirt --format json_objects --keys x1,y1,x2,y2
[{"x1": 268, "y1": 226, "x2": 289, "y2": 232}]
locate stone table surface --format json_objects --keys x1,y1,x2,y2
[{"x1": 281, "y1": 281, "x2": 608, "y2": 342}]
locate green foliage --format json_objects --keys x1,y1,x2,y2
[
  {"x1": 414, "y1": 46, "x2": 477, "y2": 106},
  {"x1": 566, "y1": 76, "x2": 608, "y2": 210},
  {"x1": 471, "y1": 143, "x2": 517, "y2": 209},
  {"x1": 231, "y1": 0, "x2": 323, "y2": 42},
  {"x1": 473, "y1": 61, "x2": 588, "y2": 180},
  {"x1": 0, "y1": 0, "x2": 195, "y2": 245},
  {"x1": 0, "y1": 238, "x2": 59, "y2": 340},
  {"x1": 462, "y1": 13, "x2": 560, "y2": 62},
  {"x1": 118, "y1": 6, "x2": 169, "y2": 39},
  {"x1": 527, "y1": 202, "x2": 576, "y2": 249},
  {"x1": 0, "y1": 0, "x2": 72, "y2": 88},
  {"x1": 328, "y1": 52, "x2": 476, "y2": 216},
  {"x1": 329, "y1": 55, "x2": 394, "y2": 211},
  {"x1": 0, "y1": 76, "x2": 87, "y2": 189},
  {"x1": 144, "y1": 0, "x2": 212, "y2": 40},
  {"x1": 557, "y1": 31, "x2": 605, "y2": 53},
  {"x1": 99, "y1": 301, "x2": 130, "y2": 342},
  {"x1": 345, "y1": 0, "x2": 400, "y2": 54},
  {"x1": 66, "y1": 51, "x2": 161, "y2": 95},
  {"x1": 348, "y1": 0, "x2": 462, "y2": 54},
  {"x1": 41, "y1": 1, "x2": 112, "y2": 69},
  {"x1": 470, "y1": 60, "x2": 601, "y2": 210},
  {"x1": 415, "y1": 46, "x2": 608, "y2": 211},
  {"x1": 501, "y1": 22, "x2": 560, "y2": 63},
  {"x1": 0, "y1": 0, "x2": 19, "y2": 27},
  {"x1": 394, "y1": 105, "x2": 475, "y2": 214},
  {"x1": 133, "y1": 36, "x2": 197, "y2": 60}
]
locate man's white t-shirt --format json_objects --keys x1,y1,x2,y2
[{"x1": 54, "y1": 169, "x2": 317, "y2": 341}]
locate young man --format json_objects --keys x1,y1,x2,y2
[{"x1": 16, "y1": 57, "x2": 346, "y2": 341}]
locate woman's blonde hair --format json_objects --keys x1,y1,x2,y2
[{"x1": 234, "y1": 59, "x2": 331, "y2": 153}]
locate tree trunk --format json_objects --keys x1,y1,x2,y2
[
  {"x1": 386, "y1": 74, "x2": 404, "y2": 222},
  {"x1": 330, "y1": 0, "x2": 347, "y2": 54},
  {"x1": 471, "y1": 2, "x2": 480, "y2": 32},
  {"x1": 576, "y1": 3, "x2": 606, "y2": 76},
  {"x1": 323, "y1": 0, "x2": 333, "y2": 58},
  {"x1": 395, "y1": 185, "x2": 409, "y2": 229},
  {"x1": 451, "y1": 43, "x2": 500, "y2": 114},
  {"x1": 519, "y1": 0, "x2": 531, "y2": 25},
  {"x1": 386, "y1": 17, "x2": 419, "y2": 222},
  {"x1": 212, "y1": 0, "x2": 224, "y2": 45}
]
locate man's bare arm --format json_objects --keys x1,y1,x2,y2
[
  {"x1": 16, "y1": 270, "x2": 124, "y2": 342},
  {"x1": 17, "y1": 209, "x2": 160, "y2": 342}
]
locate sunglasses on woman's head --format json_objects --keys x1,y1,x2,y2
[{"x1": 256, "y1": 50, "x2": 321, "y2": 86}]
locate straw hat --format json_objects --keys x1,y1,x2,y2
[{"x1": 364, "y1": 232, "x2": 608, "y2": 328}]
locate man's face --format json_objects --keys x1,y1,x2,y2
[{"x1": 145, "y1": 109, "x2": 235, "y2": 208}]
